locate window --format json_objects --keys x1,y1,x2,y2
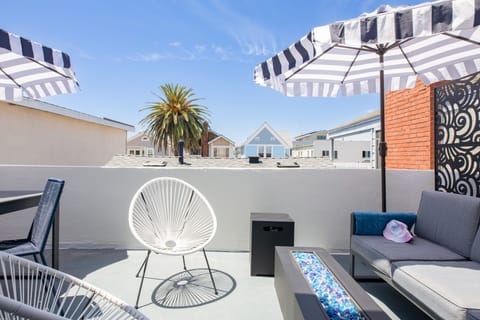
[
  {"x1": 257, "y1": 145, "x2": 272, "y2": 158},
  {"x1": 135, "y1": 150, "x2": 141, "y2": 156},
  {"x1": 322, "y1": 150, "x2": 329, "y2": 157},
  {"x1": 266, "y1": 146, "x2": 272, "y2": 158},
  {"x1": 147, "y1": 148, "x2": 154, "y2": 156},
  {"x1": 141, "y1": 135, "x2": 149, "y2": 142},
  {"x1": 213, "y1": 147, "x2": 230, "y2": 158},
  {"x1": 334, "y1": 150, "x2": 338, "y2": 159},
  {"x1": 129, "y1": 150, "x2": 135, "y2": 155},
  {"x1": 362, "y1": 150, "x2": 371, "y2": 158}
]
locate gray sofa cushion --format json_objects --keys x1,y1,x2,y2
[
  {"x1": 415, "y1": 190, "x2": 480, "y2": 257},
  {"x1": 351, "y1": 235, "x2": 465, "y2": 277},
  {"x1": 392, "y1": 260, "x2": 480, "y2": 320},
  {"x1": 470, "y1": 228, "x2": 480, "y2": 263},
  {"x1": 468, "y1": 310, "x2": 480, "y2": 320},
  {"x1": 467, "y1": 310, "x2": 480, "y2": 320}
]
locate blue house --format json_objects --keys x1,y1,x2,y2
[{"x1": 239, "y1": 122, "x2": 291, "y2": 158}]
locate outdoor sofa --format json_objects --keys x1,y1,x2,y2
[{"x1": 350, "y1": 190, "x2": 480, "y2": 320}]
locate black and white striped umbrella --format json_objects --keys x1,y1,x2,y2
[
  {"x1": 254, "y1": 0, "x2": 480, "y2": 211},
  {"x1": 0, "y1": 28, "x2": 79, "y2": 101}
]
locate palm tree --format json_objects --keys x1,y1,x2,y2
[{"x1": 140, "y1": 84, "x2": 210, "y2": 155}]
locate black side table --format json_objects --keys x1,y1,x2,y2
[{"x1": 250, "y1": 212, "x2": 295, "y2": 276}]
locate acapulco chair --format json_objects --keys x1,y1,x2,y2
[
  {"x1": 128, "y1": 177, "x2": 218, "y2": 308},
  {"x1": 0, "y1": 251, "x2": 149, "y2": 320}
]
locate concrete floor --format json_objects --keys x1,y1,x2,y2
[{"x1": 57, "y1": 249, "x2": 430, "y2": 320}]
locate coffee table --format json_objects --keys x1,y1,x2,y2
[{"x1": 275, "y1": 246, "x2": 390, "y2": 320}]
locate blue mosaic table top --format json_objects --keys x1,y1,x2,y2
[{"x1": 292, "y1": 251, "x2": 366, "y2": 320}]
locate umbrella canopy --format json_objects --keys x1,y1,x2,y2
[
  {"x1": 0, "y1": 28, "x2": 79, "y2": 101},
  {"x1": 254, "y1": 0, "x2": 480, "y2": 211}
]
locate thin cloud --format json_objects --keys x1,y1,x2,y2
[
  {"x1": 127, "y1": 42, "x2": 238, "y2": 62},
  {"x1": 211, "y1": 45, "x2": 231, "y2": 60},
  {"x1": 77, "y1": 50, "x2": 95, "y2": 60},
  {"x1": 135, "y1": 52, "x2": 166, "y2": 61},
  {"x1": 195, "y1": 45, "x2": 206, "y2": 54},
  {"x1": 233, "y1": 34, "x2": 276, "y2": 57},
  {"x1": 184, "y1": 0, "x2": 278, "y2": 58}
]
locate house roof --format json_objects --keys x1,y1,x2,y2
[
  {"x1": 327, "y1": 110, "x2": 380, "y2": 139},
  {"x1": 8, "y1": 98, "x2": 135, "y2": 131},
  {"x1": 241, "y1": 122, "x2": 290, "y2": 148},
  {"x1": 208, "y1": 135, "x2": 235, "y2": 146},
  {"x1": 329, "y1": 110, "x2": 380, "y2": 133},
  {"x1": 127, "y1": 131, "x2": 148, "y2": 142},
  {"x1": 295, "y1": 130, "x2": 328, "y2": 140}
]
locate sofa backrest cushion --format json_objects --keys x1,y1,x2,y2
[
  {"x1": 415, "y1": 190, "x2": 480, "y2": 258},
  {"x1": 470, "y1": 228, "x2": 480, "y2": 262}
]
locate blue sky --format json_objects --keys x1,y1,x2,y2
[{"x1": 3, "y1": 0, "x2": 415, "y2": 144}]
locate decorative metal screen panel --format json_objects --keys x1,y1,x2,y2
[{"x1": 435, "y1": 74, "x2": 480, "y2": 197}]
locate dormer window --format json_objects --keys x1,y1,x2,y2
[{"x1": 141, "y1": 135, "x2": 149, "y2": 142}]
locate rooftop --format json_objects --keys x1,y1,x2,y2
[
  {"x1": 105, "y1": 155, "x2": 336, "y2": 168},
  {"x1": 0, "y1": 162, "x2": 434, "y2": 319}
]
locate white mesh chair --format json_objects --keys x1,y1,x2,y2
[
  {"x1": 128, "y1": 177, "x2": 218, "y2": 308},
  {"x1": 0, "y1": 251, "x2": 149, "y2": 320}
]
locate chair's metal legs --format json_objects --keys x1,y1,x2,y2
[
  {"x1": 135, "y1": 250, "x2": 151, "y2": 309},
  {"x1": 39, "y1": 253, "x2": 48, "y2": 267},
  {"x1": 135, "y1": 251, "x2": 150, "y2": 278},
  {"x1": 31, "y1": 253, "x2": 48, "y2": 267},
  {"x1": 182, "y1": 256, "x2": 195, "y2": 277},
  {"x1": 202, "y1": 249, "x2": 218, "y2": 295}
]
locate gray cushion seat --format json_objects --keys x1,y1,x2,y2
[
  {"x1": 350, "y1": 190, "x2": 480, "y2": 319},
  {"x1": 393, "y1": 260, "x2": 480, "y2": 320},
  {"x1": 351, "y1": 235, "x2": 466, "y2": 277},
  {"x1": 468, "y1": 310, "x2": 480, "y2": 320}
]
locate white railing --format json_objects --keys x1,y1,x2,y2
[{"x1": 0, "y1": 165, "x2": 433, "y2": 252}]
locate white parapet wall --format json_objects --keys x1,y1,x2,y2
[{"x1": 0, "y1": 165, "x2": 433, "y2": 252}]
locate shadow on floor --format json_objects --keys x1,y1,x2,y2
[
  {"x1": 51, "y1": 249, "x2": 129, "y2": 279},
  {"x1": 152, "y1": 268, "x2": 236, "y2": 308}
]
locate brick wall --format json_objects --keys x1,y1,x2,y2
[{"x1": 384, "y1": 80, "x2": 437, "y2": 170}]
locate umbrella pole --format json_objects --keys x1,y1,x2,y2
[{"x1": 379, "y1": 51, "x2": 387, "y2": 212}]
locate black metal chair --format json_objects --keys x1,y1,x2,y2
[{"x1": 0, "y1": 178, "x2": 64, "y2": 266}]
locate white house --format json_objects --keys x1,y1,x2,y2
[
  {"x1": 292, "y1": 111, "x2": 380, "y2": 168},
  {"x1": 127, "y1": 131, "x2": 172, "y2": 157},
  {"x1": 325, "y1": 110, "x2": 380, "y2": 168},
  {"x1": 292, "y1": 130, "x2": 327, "y2": 158},
  {"x1": 208, "y1": 135, "x2": 235, "y2": 158},
  {"x1": 0, "y1": 98, "x2": 134, "y2": 166}
]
